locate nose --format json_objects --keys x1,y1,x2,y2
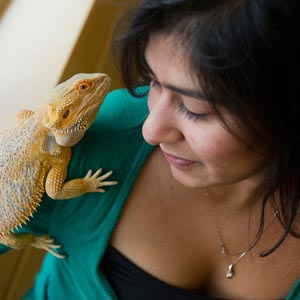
[{"x1": 142, "y1": 91, "x2": 183, "y2": 145}]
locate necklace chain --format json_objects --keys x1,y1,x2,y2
[{"x1": 205, "y1": 188, "x2": 279, "y2": 279}]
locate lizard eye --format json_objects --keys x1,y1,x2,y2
[
  {"x1": 63, "y1": 109, "x2": 70, "y2": 119},
  {"x1": 77, "y1": 81, "x2": 91, "y2": 92}
]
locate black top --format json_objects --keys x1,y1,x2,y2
[{"x1": 101, "y1": 245, "x2": 216, "y2": 300}]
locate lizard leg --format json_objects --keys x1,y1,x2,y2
[
  {"x1": 0, "y1": 233, "x2": 65, "y2": 259},
  {"x1": 16, "y1": 109, "x2": 34, "y2": 126},
  {"x1": 45, "y1": 166, "x2": 118, "y2": 200}
]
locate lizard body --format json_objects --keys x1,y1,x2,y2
[{"x1": 0, "y1": 73, "x2": 117, "y2": 258}]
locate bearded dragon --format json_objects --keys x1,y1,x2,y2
[{"x1": 0, "y1": 73, "x2": 117, "y2": 258}]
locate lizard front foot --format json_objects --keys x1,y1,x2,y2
[
  {"x1": 84, "y1": 168, "x2": 118, "y2": 193},
  {"x1": 31, "y1": 235, "x2": 65, "y2": 259}
]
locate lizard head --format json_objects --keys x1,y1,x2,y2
[{"x1": 43, "y1": 73, "x2": 111, "y2": 146}]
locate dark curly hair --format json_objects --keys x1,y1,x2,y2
[{"x1": 112, "y1": 0, "x2": 300, "y2": 256}]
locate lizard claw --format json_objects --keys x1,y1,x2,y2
[
  {"x1": 31, "y1": 235, "x2": 65, "y2": 259},
  {"x1": 84, "y1": 168, "x2": 118, "y2": 193}
]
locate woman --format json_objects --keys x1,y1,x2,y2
[{"x1": 2, "y1": 0, "x2": 300, "y2": 299}]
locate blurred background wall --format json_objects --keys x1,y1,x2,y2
[
  {"x1": 0, "y1": 0, "x2": 131, "y2": 298},
  {"x1": 0, "y1": 0, "x2": 126, "y2": 129}
]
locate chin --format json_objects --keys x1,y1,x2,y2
[
  {"x1": 170, "y1": 167, "x2": 205, "y2": 189},
  {"x1": 55, "y1": 132, "x2": 85, "y2": 147}
]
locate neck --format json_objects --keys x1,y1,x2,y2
[{"x1": 206, "y1": 172, "x2": 269, "y2": 213}]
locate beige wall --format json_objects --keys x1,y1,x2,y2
[
  {"x1": 0, "y1": 0, "x2": 95, "y2": 129},
  {"x1": 0, "y1": 1, "x2": 130, "y2": 299}
]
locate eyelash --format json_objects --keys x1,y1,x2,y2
[{"x1": 178, "y1": 103, "x2": 208, "y2": 121}]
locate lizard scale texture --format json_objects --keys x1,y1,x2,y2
[{"x1": 0, "y1": 123, "x2": 46, "y2": 236}]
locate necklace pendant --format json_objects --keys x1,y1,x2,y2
[
  {"x1": 220, "y1": 244, "x2": 226, "y2": 256},
  {"x1": 226, "y1": 264, "x2": 234, "y2": 279}
]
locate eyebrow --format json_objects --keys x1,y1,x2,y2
[
  {"x1": 164, "y1": 83, "x2": 208, "y2": 101},
  {"x1": 145, "y1": 58, "x2": 208, "y2": 101}
]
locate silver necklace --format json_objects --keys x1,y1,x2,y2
[{"x1": 205, "y1": 188, "x2": 279, "y2": 279}]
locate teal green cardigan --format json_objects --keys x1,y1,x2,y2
[
  {"x1": 25, "y1": 87, "x2": 152, "y2": 300},
  {"x1": 0, "y1": 88, "x2": 299, "y2": 299}
]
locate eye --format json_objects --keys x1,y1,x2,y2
[
  {"x1": 77, "y1": 81, "x2": 91, "y2": 92},
  {"x1": 63, "y1": 109, "x2": 70, "y2": 119},
  {"x1": 178, "y1": 103, "x2": 208, "y2": 121}
]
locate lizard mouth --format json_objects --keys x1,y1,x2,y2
[{"x1": 51, "y1": 115, "x2": 89, "y2": 135}]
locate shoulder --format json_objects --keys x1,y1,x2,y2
[{"x1": 89, "y1": 86, "x2": 149, "y2": 134}]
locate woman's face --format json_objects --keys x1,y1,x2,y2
[{"x1": 142, "y1": 33, "x2": 268, "y2": 188}]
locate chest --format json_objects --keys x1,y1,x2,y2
[{"x1": 110, "y1": 150, "x2": 300, "y2": 299}]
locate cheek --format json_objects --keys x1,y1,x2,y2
[{"x1": 187, "y1": 124, "x2": 244, "y2": 160}]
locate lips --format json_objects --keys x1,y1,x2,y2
[{"x1": 161, "y1": 150, "x2": 197, "y2": 169}]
